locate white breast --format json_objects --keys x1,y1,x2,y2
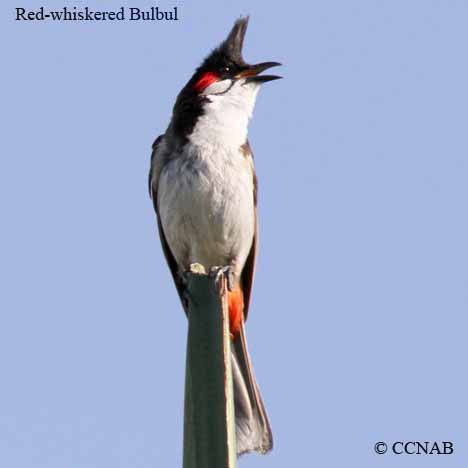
[{"x1": 158, "y1": 142, "x2": 255, "y2": 273}]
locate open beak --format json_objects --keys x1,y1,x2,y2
[{"x1": 236, "y1": 61, "x2": 282, "y2": 84}]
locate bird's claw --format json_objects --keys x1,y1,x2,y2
[{"x1": 210, "y1": 266, "x2": 235, "y2": 291}]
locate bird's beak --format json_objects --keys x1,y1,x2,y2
[{"x1": 236, "y1": 62, "x2": 282, "y2": 84}]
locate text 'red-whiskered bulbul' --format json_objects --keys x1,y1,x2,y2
[{"x1": 149, "y1": 17, "x2": 281, "y2": 456}]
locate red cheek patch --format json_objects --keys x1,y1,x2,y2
[{"x1": 193, "y1": 72, "x2": 219, "y2": 92}]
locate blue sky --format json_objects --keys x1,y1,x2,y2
[{"x1": 1, "y1": 1, "x2": 467, "y2": 466}]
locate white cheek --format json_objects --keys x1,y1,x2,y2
[
  {"x1": 201, "y1": 79, "x2": 232, "y2": 96},
  {"x1": 229, "y1": 81, "x2": 261, "y2": 118},
  {"x1": 190, "y1": 80, "x2": 261, "y2": 148}
]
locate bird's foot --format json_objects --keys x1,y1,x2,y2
[{"x1": 210, "y1": 265, "x2": 235, "y2": 291}]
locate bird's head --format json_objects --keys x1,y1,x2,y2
[
  {"x1": 171, "y1": 17, "x2": 281, "y2": 139},
  {"x1": 190, "y1": 17, "x2": 281, "y2": 97}
]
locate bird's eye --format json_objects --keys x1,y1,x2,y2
[{"x1": 223, "y1": 65, "x2": 230, "y2": 73}]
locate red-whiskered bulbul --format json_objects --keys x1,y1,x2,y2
[{"x1": 149, "y1": 17, "x2": 281, "y2": 456}]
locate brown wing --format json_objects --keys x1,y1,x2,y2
[
  {"x1": 240, "y1": 140, "x2": 258, "y2": 322},
  {"x1": 150, "y1": 136, "x2": 186, "y2": 311}
]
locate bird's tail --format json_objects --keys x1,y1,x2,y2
[{"x1": 231, "y1": 323, "x2": 273, "y2": 456}]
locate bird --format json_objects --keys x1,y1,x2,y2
[{"x1": 148, "y1": 17, "x2": 281, "y2": 456}]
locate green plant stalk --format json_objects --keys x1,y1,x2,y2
[{"x1": 183, "y1": 265, "x2": 236, "y2": 468}]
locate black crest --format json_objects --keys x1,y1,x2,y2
[{"x1": 216, "y1": 16, "x2": 249, "y2": 66}]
